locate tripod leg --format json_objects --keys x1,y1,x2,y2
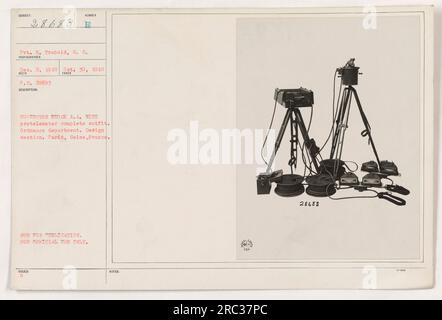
[
  {"x1": 348, "y1": 86, "x2": 382, "y2": 167},
  {"x1": 288, "y1": 112, "x2": 298, "y2": 174},
  {"x1": 293, "y1": 108, "x2": 320, "y2": 172},
  {"x1": 329, "y1": 88, "x2": 351, "y2": 159},
  {"x1": 265, "y1": 108, "x2": 292, "y2": 174},
  {"x1": 335, "y1": 89, "x2": 353, "y2": 162}
]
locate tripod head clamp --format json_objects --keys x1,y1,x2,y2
[{"x1": 337, "y1": 58, "x2": 363, "y2": 86}]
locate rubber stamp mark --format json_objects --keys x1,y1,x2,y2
[{"x1": 241, "y1": 239, "x2": 253, "y2": 252}]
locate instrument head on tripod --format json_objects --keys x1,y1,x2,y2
[
  {"x1": 337, "y1": 58, "x2": 361, "y2": 86},
  {"x1": 274, "y1": 87, "x2": 314, "y2": 108}
]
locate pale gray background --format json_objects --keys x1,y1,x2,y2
[
  {"x1": 0, "y1": 0, "x2": 440, "y2": 300},
  {"x1": 236, "y1": 15, "x2": 421, "y2": 260}
]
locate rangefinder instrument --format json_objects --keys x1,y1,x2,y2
[{"x1": 257, "y1": 59, "x2": 410, "y2": 206}]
